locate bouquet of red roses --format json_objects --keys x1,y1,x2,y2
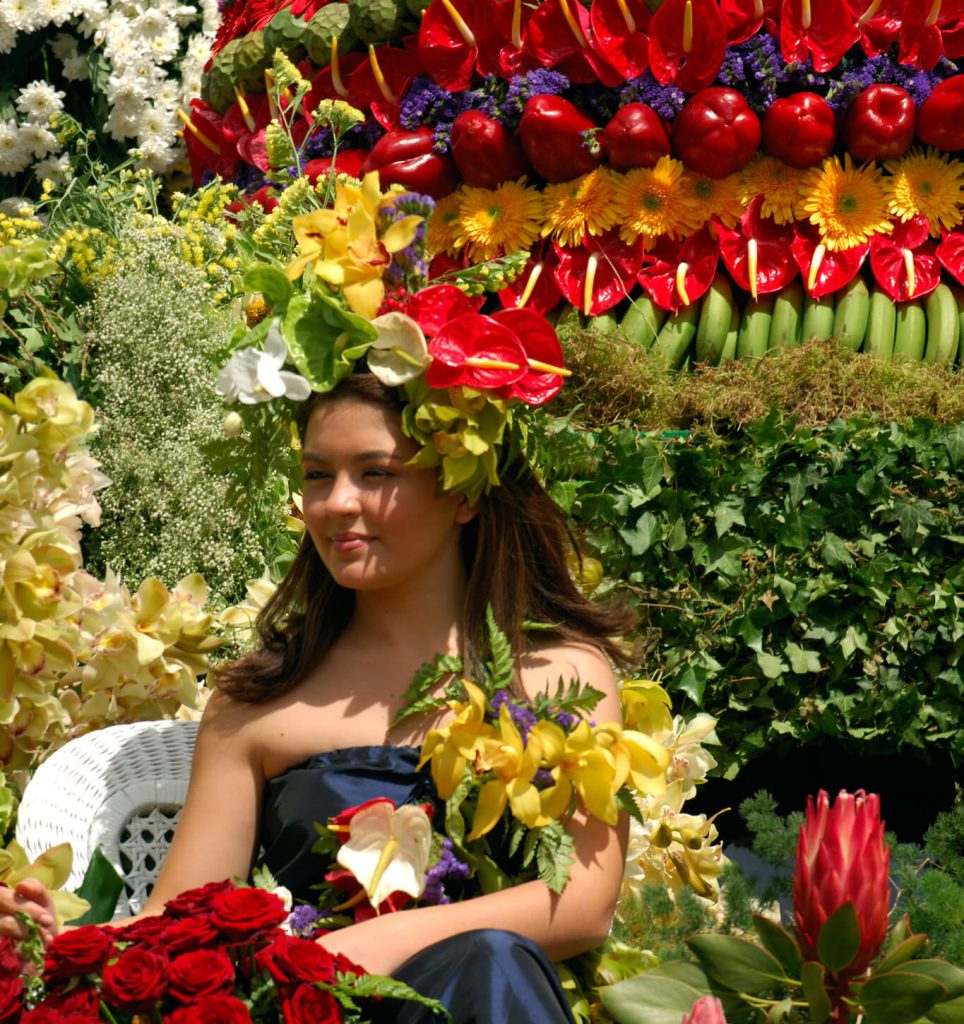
[{"x1": 2, "y1": 879, "x2": 446, "y2": 1023}]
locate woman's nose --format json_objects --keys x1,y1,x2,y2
[{"x1": 328, "y1": 473, "x2": 362, "y2": 514}]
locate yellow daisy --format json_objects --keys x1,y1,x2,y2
[
  {"x1": 613, "y1": 156, "x2": 695, "y2": 247},
  {"x1": 426, "y1": 189, "x2": 465, "y2": 257},
  {"x1": 542, "y1": 167, "x2": 620, "y2": 248},
  {"x1": 884, "y1": 146, "x2": 964, "y2": 236},
  {"x1": 678, "y1": 171, "x2": 745, "y2": 233},
  {"x1": 740, "y1": 155, "x2": 808, "y2": 225},
  {"x1": 798, "y1": 154, "x2": 893, "y2": 251},
  {"x1": 454, "y1": 179, "x2": 544, "y2": 262}
]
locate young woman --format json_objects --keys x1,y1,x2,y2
[{"x1": 2, "y1": 372, "x2": 635, "y2": 1022}]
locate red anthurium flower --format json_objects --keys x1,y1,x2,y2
[
  {"x1": 792, "y1": 220, "x2": 868, "y2": 296},
  {"x1": 554, "y1": 231, "x2": 645, "y2": 315},
  {"x1": 407, "y1": 284, "x2": 485, "y2": 336},
  {"x1": 780, "y1": 0, "x2": 860, "y2": 73},
  {"x1": 497, "y1": 244, "x2": 564, "y2": 316},
  {"x1": 289, "y1": 0, "x2": 328, "y2": 17},
  {"x1": 418, "y1": 0, "x2": 508, "y2": 90},
  {"x1": 492, "y1": 308, "x2": 568, "y2": 405},
  {"x1": 349, "y1": 45, "x2": 423, "y2": 129},
  {"x1": 323, "y1": 867, "x2": 412, "y2": 923},
  {"x1": 648, "y1": 0, "x2": 728, "y2": 93},
  {"x1": 870, "y1": 215, "x2": 941, "y2": 301},
  {"x1": 222, "y1": 93, "x2": 271, "y2": 148},
  {"x1": 428, "y1": 250, "x2": 471, "y2": 283},
  {"x1": 637, "y1": 228, "x2": 718, "y2": 312},
  {"x1": 899, "y1": 0, "x2": 964, "y2": 70},
  {"x1": 720, "y1": 0, "x2": 781, "y2": 45},
  {"x1": 793, "y1": 790, "x2": 890, "y2": 980},
  {"x1": 303, "y1": 149, "x2": 370, "y2": 182},
  {"x1": 427, "y1": 315, "x2": 529, "y2": 390},
  {"x1": 525, "y1": 0, "x2": 623, "y2": 86},
  {"x1": 717, "y1": 196, "x2": 798, "y2": 298},
  {"x1": 306, "y1": 52, "x2": 367, "y2": 110},
  {"x1": 936, "y1": 228, "x2": 964, "y2": 285},
  {"x1": 226, "y1": 185, "x2": 279, "y2": 220},
  {"x1": 590, "y1": 0, "x2": 652, "y2": 80},
  {"x1": 495, "y1": 0, "x2": 541, "y2": 76},
  {"x1": 852, "y1": 0, "x2": 903, "y2": 57},
  {"x1": 180, "y1": 100, "x2": 239, "y2": 186}
]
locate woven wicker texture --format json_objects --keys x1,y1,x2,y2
[{"x1": 15, "y1": 721, "x2": 199, "y2": 918}]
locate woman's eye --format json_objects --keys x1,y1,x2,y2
[
  {"x1": 303, "y1": 470, "x2": 330, "y2": 481},
  {"x1": 363, "y1": 468, "x2": 391, "y2": 479}
]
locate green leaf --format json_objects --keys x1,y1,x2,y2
[
  {"x1": 665, "y1": 516, "x2": 688, "y2": 552},
  {"x1": 335, "y1": 972, "x2": 451, "y2": 1018},
  {"x1": 390, "y1": 651, "x2": 463, "y2": 728},
  {"x1": 757, "y1": 651, "x2": 789, "y2": 679},
  {"x1": 686, "y1": 934, "x2": 787, "y2": 995},
  {"x1": 821, "y1": 532, "x2": 855, "y2": 567},
  {"x1": 784, "y1": 641, "x2": 822, "y2": 675},
  {"x1": 926, "y1": 994, "x2": 964, "y2": 1024},
  {"x1": 600, "y1": 972, "x2": 709, "y2": 1024},
  {"x1": 943, "y1": 422, "x2": 964, "y2": 468},
  {"x1": 889, "y1": 960, "x2": 964, "y2": 1001},
  {"x1": 752, "y1": 915, "x2": 803, "y2": 978},
  {"x1": 533, "y1": 820, "x2": 576, "y2": 894},
  {"x1": 875, "y1": 934, "x2": 930, "y2": 975},
  {"x1": 800, "y1": 961, "x2": 831, "y2": 1024},
  {"x1": 620, "y1": 511, "x2": 659, "y2": 556},
  {"x1": 714, "y1": 498, "x2": 746, "y2": 538},
  {"x1": 765, "y1": 998, "x2": 794, "y2": 1024},
  {"x1": 243, "y1": 263, "x2": 292, "y2": 310},
  {"x1": 444, "y1": 772, "x2": 473, "y2": 846},
  {"x1": 855, "y1": 971, "x2": 948, "y2": 1024},
  {"x1": 817, "y1": 901, "x2": 860, "y2": 974},
  {"x1": 67, "y1": 848, "x2": 124, "y2": 925},
  {"x1": 484, "y1": 605, "x2": 515, "y2": 693}
]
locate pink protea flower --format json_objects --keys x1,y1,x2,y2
[
  {"x1": 682, "y1": 995, "x2": 727, "y2": 1024},
  {"x1": 793, "y1": 789, "x2": 890, "y2": 975}
]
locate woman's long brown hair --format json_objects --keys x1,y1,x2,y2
[{"x1": 215, "y1": 376, "x2": 637, "y2": 701}]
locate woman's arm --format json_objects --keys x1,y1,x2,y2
[{"x1": 318, "y1": 646, "x2": 628, "y2": 975}]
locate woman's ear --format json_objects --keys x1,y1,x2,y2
[{"x1": 454, "y1": 495, "x2": 480, "y2": 525}]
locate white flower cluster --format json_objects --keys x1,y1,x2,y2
[{"x1": 0, "y1": 0, "x2": 219, "y2": 179}]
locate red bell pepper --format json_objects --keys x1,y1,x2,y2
[
  {"x1": 916, "y1": 74, "x2": 964, "y2": 152},
  {"x1": 360, "y1": 128, "x2": 459, "y2": 198},
  {"x1": 603, "y1": 103, "x2": 671, "y2": 172},
  {"x1": 450, "y1": 110, "x2": 530, "y2": 188},
  {"x1": 672, "y1": 87, "x2": 761, "y2": 178},
  {"x1": 518, "y1": 95, "x2": 603, "y2": 183},
  {"x1": 844, "y1": 84, "x2": 916, "y2": 161},
  {"x1": 762, "y1": 92, "x2": 836, "y2": 168}
]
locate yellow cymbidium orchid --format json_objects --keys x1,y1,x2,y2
[
  {"x1": 418, "y1": 679, "x2": 495, "y2": 800},
  {"x1": 0, "y1": 839, "x2": 89, "y2": 926},
  {"x1": 619, "y1": 678, "x2": 673, "y2": 734},
  {"x1": 286, "y1": 172, "x2": 422, "y2": 319},
  {"x1": 594, "y1": 722, "x2": 669, "y2": 797}
]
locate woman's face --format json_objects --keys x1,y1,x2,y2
[{"x1": 300, "y1": 396, "x2": 474, "y2": 592}]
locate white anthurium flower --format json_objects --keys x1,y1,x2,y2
[
  {"x1": 367, "y1": 311, "x2": 430, "y2": 387},
  {"x1": 336, "y1": 800, "x2": 433, "y2": 910},
  {"x1": 216, "y1": 320, "x2": 312, "y2": 405}
]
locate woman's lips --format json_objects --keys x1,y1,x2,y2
[{"x1": 330, "y1": 532, "x2": 372, "y2": 552}]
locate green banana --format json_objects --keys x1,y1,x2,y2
[
  {"x1": 923, "y1": 282, "x2": 960, "y2": 366},
  {"x1": 719, "y1": 301, "x2": 740, "y2": 364},
  {"x1": 893, "y1": 300, "x2": 926, "y2": 361},
  {"x1": 801, "y1": 293, "x2": 836, "y2": 343},
  {"x1": 768, "y1": 279, "x2": 804, "y2": 350},
  {"x1": 736, "y1": 293, "x2": 775, "y2": 360},
  {"x1": 620, "y1": 293, "x2": 666, "y2": 350},
  {"x1": 864, "y1": 287, "x2": 896, "y2": 360},
  {"x1": 832, "y1": 276, "x2": 870, "y2": 352},
  {"x1": 652, "y1": 299, "x2": 701, "y2": 369},
  {"x1": 957, "y1": 285, "x2": 964, "y2": 367},
  {"x1": 695, "y1": 272, "x2": 735, "y2": 365},
  {"x1": 587, "y1": 311, "x2": 619, "y2": 334}
]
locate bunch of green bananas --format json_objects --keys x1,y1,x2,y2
[{"x1": 582, "y1": 278, "x2": 964, "y2": 371}]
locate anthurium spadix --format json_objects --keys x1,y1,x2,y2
[{"x1": 335, "y1": 799, "x2": 433, "y2": 911}]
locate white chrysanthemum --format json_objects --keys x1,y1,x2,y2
[
  {"x1": 145, "y1": 26, "x2": 179, "y2": 63},
  {"x1": 138, "y1": 136, "x2": 177, "y2": 173},
  {"x1": 0, "y1": 0, "x2": 40, "y2": 32},
  {"x1": 20, "y1": 123, "x2": 58, "y2": 158},
  {"x1": 16, "y1": 81, "x2": 66, "y2": 124},
  {"x1": 34, "y1": 152, "x2": 70, "y2": 183},
  {"x1": 200, "y1": 0, "x2": 219, "y2": 33},
  {"x1": 132, "y1": 9, "x2": 171, "y2": 38},
  {"x1": 0, "y1": 21, "x2": 16, "y2": 55},
  {"x1": 184, "y1": 31, "x2": 210, "y2": 64},
  {"x1": 62, "y1": 53, "x2": 90, "y2": 80},
  {"x1": 49, "y1": 32, "x2": 78, "y2": 60},
  {"x1": 76, "y1": 0, "x2": 108, "y2": 37},
  {"x1": 35, "y1": 0, "x2": 75, "y2": 27},
  {"x1": 154, "y1": 80, "x2": 180, "y2": 108},
  {"x1": 0, "y1": 121, "x2": 32, "y2": 174},
  {"x1": 104, "y1": 105, "x2": 142, "y2": 141}
]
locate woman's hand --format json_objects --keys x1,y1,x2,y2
[{"x1": 0, "y1": 878, "x2": 58, "y2": 946}]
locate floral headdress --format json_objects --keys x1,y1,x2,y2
[{"x1": 216, "y1": 94, "x2": 569, "y2": 504}]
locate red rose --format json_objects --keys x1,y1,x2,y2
[
  {"x1": 0, "y1": 937, "x2": 19, "y2": 977},
  {"x1": 32, "y1": 984, "x2": 100, "y2": 1016},
  {"x1": 0, "y1": 976, "x2": 23, "y2": 1023},
  {"x1": 43, "y1": 925, "x2": 115, "y2": 983},
  {"x1": 256, "y1": 935, "x2": 338, "y2": 988},
  {"x1": 167, "y1": 995, "x2": 254, "y2": 1023},
  {"x1": 282, "y1": 983, "x2": 341, "y2": 1024},
  {"x1": 23, "y1": 1010, "x2": 99, "y2": 1024},
  {"x1": 170, "y1": 948, "x2": 236, "y2": 1002},
  {"x1": 333, "y1": 952, "x2": 367, "y2": 977},
  {"x1": 111, "y1": 914, "x2": 169, "y2": 947},
  {"x1": 161, "y1": 913, "x2": 221, "y2": 954},
  {"x1": 164, "y1": 879, "x2": 237, "y2": 917},
  {"x1": 211, "y1": 887, "x2": 288, "y2": 941},
  {"x1": 100, "y1": 947, "x2": 169, "y2": 1011}
]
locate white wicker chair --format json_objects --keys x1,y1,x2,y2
[{"x1": 15, "y1": 720, "x2": 199, "y2": 919}]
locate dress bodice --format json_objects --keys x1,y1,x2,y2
[{"x1": 259, "y1": 744, "x2": 436, "y2": 901}]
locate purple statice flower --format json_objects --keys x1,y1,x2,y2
[
  {"x1": 382, "y1": 194, "x2": 432, "y2": 287},
  {"x1": 554, "y1": 710, "x2": 577, "y2": 732},
  {"x1": 619, "y1": 72, "x2": 686, "y2": 119},
  {"x1": 400, "y1": 76, "x2": 462, "y2": 133},
  {"x1": 717, "y1": 47, "x2": 746, "y2": 90},
  {"x1": 729, "y1": 32, "x2": 789, "y2": 112},
  {"x1": 232, "y1": 162, "x2": 268, "y2": 191},
  {"x1": 422, "y1": 839, "x2": 472, "y2": 905},
  {"x1": 533, "y1": 767, "x2": 555, "y2": 788},
  {"x1": 502, "y1": 69, "x2": 570, "y2": 127},
  {"x1": 490, "y1": 689, "x2": 538, "y2": 740},
  {"x1": 287, "y1": 904, "x2": 323, "y2": 938},
  {"x1": 899, "y1": 69, "x2": 942, "y2": 106}
]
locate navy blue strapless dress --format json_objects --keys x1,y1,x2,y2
[{"x1": 260, "y1": 745, "x2": 576, "y2": 1024}]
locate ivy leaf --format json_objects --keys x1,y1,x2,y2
[
  {"x1": 714, "y1": 497, "x2": 746, "y2": 538},
  {"x1": 944, "y1": 422, "x2": 964, "y2": 467},
  {"x1": 821, "y1": 532, "x2": 854, "y2": 567},
  {"x1": 620, "y1": 511, "x2": 659, "y2": 555},
  {"x1": 784, "y1": 641, "x2": 822, "y2": 674},
  {"x1": 757, "y1": 651, "x2": 789, "y2": 679}
]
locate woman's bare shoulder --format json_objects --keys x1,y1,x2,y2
[{"x1": 517, "y1": 638, "x2": 618, "y2": 702}]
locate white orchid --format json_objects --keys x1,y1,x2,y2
[
  {"x1": 367, "y1": 311, "x2": 430, "y2": 387},
  {"x1": 216, "y1": 321, "x2": 312, "y2": 406},
  {"x1": 336, "y1": 800, "x2": 433, "y2": 911}
]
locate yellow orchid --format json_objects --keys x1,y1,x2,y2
[
  {"x1": 0, "y1": 839, "x2": 89, "y2": 926},
  {"x1": 620, "y1": 678, "x2": 673, "y2": 734},
  {"x1": 594, "y1": 721, "x2": 669, "y2": 797},
  {"x1": 286, "y1": 172, "x2": 422, "y2": 319},
  {"x1": 418, "y1": 680, "x2": 495, "y2": 800}
]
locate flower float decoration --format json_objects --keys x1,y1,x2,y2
[{"x1": 183, "y1": 0, "x2": 964, "y2": 370}]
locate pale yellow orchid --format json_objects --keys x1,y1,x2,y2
[
  {"x1": 418, "y1": 680, "x2": 495, "y2": 800},
  {"x1": 335, "y1": 800, "x2": 432, "y2": 911},
  {"x1": 0, "y1": 839, "x2": 89, "y2": 926},
  {"x1": 286, "y1": 172, "x2": 422, "y2": 319}
]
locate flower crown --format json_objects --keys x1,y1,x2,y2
[{"x1": 216, "y1": 169, "x2": 569, "y2": 503}]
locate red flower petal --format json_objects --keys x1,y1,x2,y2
[
  {"x1": 349, "y1": 46, "x2": 423, "y2": 129},
  {"x1": 183, "y1": 101, "x2": 239, "y2": 186},
  {"x1": 590, "y1": 0, "x2": 651, "y2": 80},
  {"x1": 936, "y1": 228, "x2": 964, "y2": 285},
  {"x1": 525, "y1": 0, "x2": 623, "y2": 86},
  {"x1": 720, "y1": 0, "x2": 781, "y2": 45},
  {"x1": 717, "y1": 196, "x2": 798, "y2": 295},
  {"x1": 222, "y1": 95, "x2": 271, "y2": 145},
  {"x1": 498, "y1": 245, "x2": 564, "y2": 316},
  {"x1": 427, "y1": 314, "x2": 529, "y2": 389},
  {"x1": 648, "y1": 0, "x2": 727, "y2": 93},
  {"x1": 853, "y1": 0, "x2": 903, "y2": 57},
  {"x1": 305, "y1": 53, "x2": 367, "y2": 111},
  {"x1": 898, "y1": 0, "x2": 964, "y2": 70},
  {"x1": 554, "y1": 231, "x2": 644, "y2": 314},
  {"x1": 408, "y1": 284, "x2": 484, "y2": 336},
  {"x1": 418, "y1": 0, "x2": 478, "y2": 91},
  {"x1": 869, "y1": 215, "x2": 941, "y2": 301},
  {"x1": 792, "y1": 221, "x2": 868, "y2": 296},
  {"x1": 637, "y1": 228, "x2": 719, "y2": 311},
  {"x1": 780, "y1": 0, "x2": 860, "y2": 73},
  {"x1": 492, "y1": 308, "x2": 567, "y2": 405}
]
